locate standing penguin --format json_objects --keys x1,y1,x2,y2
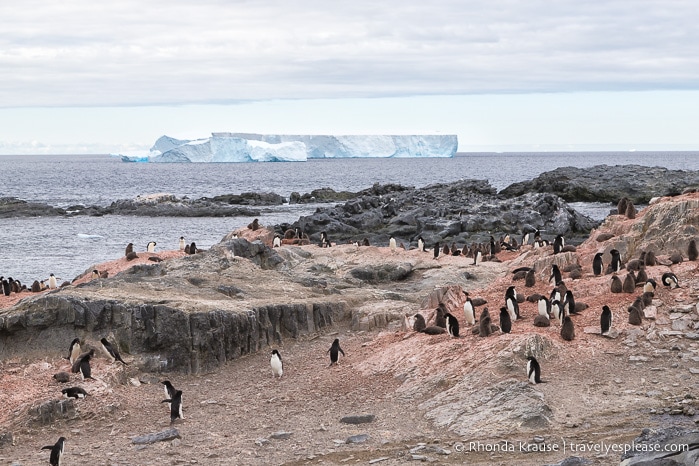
[
  {"x1": 417, "y1": 236, "x2": 425, "y2": 252},
  {"x1": 551, "y1": 300, "x2": 564, "y2": 324},
  {"x1": 433, "y1": 242, "x2": 440, "y2": 259},
  {"x1": 689, "y1": 239, "x2": 698, "y2": 261},
  {"x1": 524, "y1": 269, "x2": 536, "y2": 288},
  {"x1": 41, "y1": 437, "x2": 66, "y2": 466},
  {"x1": 161, "y1": 380, "x2": 176, "y2": 411},
  {"x1": 499, "y1": 307, "x2": 512, "y2": 334},
  {"x1": 592, "y1": 253, "x2": 604, "y2": 276},
  {"x1": 561, "y1": 315, "x2": 575, "y2": 341},
  {"x1": 162, "y1": 390, "x2": 184, "y2": 423},
  {"x1": 147, "y1": 241, "x2": 157, "y2": 252},
  {"x1": 1, "y1": 278, "x2": 10, "y2": 296},
  {"x1": 67, "y1": 338, "x2": 81, "y2": 365},
  {"x1": 445, "y1": 313, "x2": 460, "y2": 337},
  {"x1": 609, "y1": 249, "x2": 622, "y2": 273},
  {"x1": 179, "y1": 236, "x2": 186, "y2": 251},
  {"x1": 72, "y1": 349, "x2": 95, "y2": 380},
  {"x1": 553, "y1": 235, "x2": 564, "y2": 254},
  {"x1": 125, "y1": 243, "x2": 134, "y2": 256},
  {"x1": 600, "y1": 305, "x2": 613, "y2": 335},
  {"x1": 610, "y1": 275, "x2": 623, "y2": 293},
  {"x1": 463, "y1": 293, "x2": 475, "y2": 325},
  {"x1": 389, "y1": 236, "x2": 397, "y2": 253},
  {"x1": 327, "y1": 338, "x2": 345, "y2": 366},
  {"x1": 662, "y1": 272, "x2": 679, "y2": 289},
  {"x1": 473, "y1": 249, "x2": 482, "y2": 265},
  {"x1": 526, "y1": 356, "x2": 543, "y2": 384},
  {"x1": 100, "y1": 338, "x2": 128, "y2": 365},
  {"x1": 549, "y1": 265, "x2": 562, "y2": 285},
  {"x1": 534, "y1": 297, "x2": 551, "y2": 327},
  {"x1": 435, "y1": 303, "x2": 448, "y2": 328},
  {"x1": 273, "y1": 235, "x2": 281, "y2": 248},
  {"x1": 270, "y1": 349, "x2": 283, "y2": 378},
  {"x1": 48, "y1": 273, "x2": 58, "y2": 290},
  {"x1": 505, "y1": 286, "x2": 519, "y2": 321},
  {"x1": 478, "y1": 308, "x2": 492, "y2": 337},
  {"x1": 622, "y1": 272, "x2": 636, "y2": 293},
  {"x1": 189, "y1": 242, "x2": 198, "y2": 254},
  {"x1": 562, "y1": 290, "x2": 577, "y2": 315}
]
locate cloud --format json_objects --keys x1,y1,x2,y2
[{"x1": 0, "y1": 0, "x2": 698, "y2": 107}]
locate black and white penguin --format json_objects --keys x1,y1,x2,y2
[
  {"x1": 273, "y1": 235, "x2": 281, "y2": 248},
  {"x1": 561, "y1": 315, "x2": 575, "y2": 341},
  {"x1": 499, "y1": 307, "x2": 512, "y2": 334},
  {"x1": 610, "y1": 275, "x2": 623, "y2": 293},
  {"x1": 551, "y1": 300, "x2": 564, "y2": 324},
  {"x1": 609, "y1": 249, "x2": 622, "y2": 273},
  {"x1": 41, "y1": 436, "x2": 66, "y2": 466},
  {"x1": 505, "y1": 286, "x2": 519, "y2": 321},
  {"x1": 91, "y1": 269, "x2": 99, "y2": 280},
  {"x1": 189, "y1": 242, "x2": 198, "y2": 254},
  {"x1": 67, "y1": 338, "x2": 81, "y2": 365},
  {"x1": 553, "y1": 235, "x2": 564, "y2": 254},
  {"x1": 473, "y1": 250, "x2": 482, "y2": 265},
  {"x1": 146, "y1": 241, "x2": 156, "y2": 252},
  {"x1": 445, "y1": 312, "x2": 460, "y2": 337},
  {"x1": 643, "y1": 279, "x2": 657, "y2": 294},
  {"x1": 600, "y1": 305, "x2": 612, "y2": 335},
  {"x1": 319, "y1": 231, "x2": 331, "y2": 248},
  {"x1": 435, "y1": 303, "x2": 448, "y2": 328},
  {"x1": 526, "y1": 356, "x2": 543, "y2": 384},
  {"x1": 162, "y1": 390, "x2": 184, "y2": 423},
  {"x1": 72, "y1": 349, "x2": 95, "y2": 380},
  {"x1": 417, "y1": 236, "x2": 425, "y2": 252},
  {"x1": 62, "y1": 386, "x2": 89, "y2": 399},
  {"x1": 592, "y1": 252, "x2": 604, "y2": 276},
  {"x1": 533, "y1": 297, "x2": 551, "y2": 327},
  {"x1": 48, "y1": 273, "x2": 58, "y2": 290},
  {"x1": 125, "y1": 243, "x2": 134, "y2": 256},
  {"x1": 562, "y1": 290, "x2": 577, "y2": 315},
  {"x1": 549, "y1": 264, "x2": 562, "y2": 286},
  {"x1": 100, "y1": 338, "x2": 128, "y2": 365},
  {"x1": 389, "y1": 236, "x2": 397, "y2": 253},
  {"x1": 162, "y1": 380, "x2": 176, "y2": 401},
  {"x1": 689, "y1": 239, "x2": 698, "y2": 261},
  {"x1": 2, "y1": 278, "x2": 10, "y2": 296},
  {"x1": 463, "y1": 293, "x2": 475, "y2": 325},
  {"x1": 413, "y1": 313, "x2": 427, "y2": 332},
  {"x1": 327, "y1": 338, "x2": 345, "y2": 366},
  {"x1": 270, "y1": 349, "x2": 283, "y2": 378},
  {"x1": 661, "y1": 272, "x2": 679, "y2": 289},
  {"x1": 179, "y1": 236, "x2": 186, "y2": 251},
  {"x1": 433, "y1": 242, "x2": 440, "y2": 259}
]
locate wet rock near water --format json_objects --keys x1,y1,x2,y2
[{"x1": 499, "y1": 164, "x2": 699, "y2": 204}]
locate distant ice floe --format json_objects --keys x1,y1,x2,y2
[{"x1": 116, "y1": 133, "x2": 458, "y2": 163}]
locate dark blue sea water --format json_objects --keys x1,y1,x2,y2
[{"x1": 1, "y1": 151, "x2": 698, "y2": 283}]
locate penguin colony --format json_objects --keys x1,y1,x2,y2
[{"x1": 18, "y1": 195, "x2": 694, "y2": 461}]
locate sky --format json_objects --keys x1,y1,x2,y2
[{"x1": 1, "y1": 0, "x2": 699, "y2": 155}]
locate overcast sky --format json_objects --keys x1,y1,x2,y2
[{"x1": 1, "y1": 0, "x2": 698, "y2": 154}]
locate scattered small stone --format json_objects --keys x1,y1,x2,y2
[
  {"x1": 340, "y1": 414, "x2": 375, "y2": 424},
  {"x1": 171, "y1": 438, "x2": 181, "y2": 447},
  {"x1": 346, "y1": 434, "x2": 369, "y2": 444},
  {"x1": 368, "y1": 457, "x2": 390, "y2": 464},
  {"x1": 690, "y1": 368, "x2": 699, "y2": 374},
  {"x1": 411, "y1": 455, "x2": 430, "y2": 461},
  {"x1": 270, "y1": 431, "x2": 292, "y2": 440},
  {"x1": 129, "y1": 378, "x2": 141, "y2": 387},
  {"x1": 132, "y1": 428, "x2": 181, "y2": 445},
  {"x1": 544, "y1": 457, "x2": 592, "y2": 466},
  {"x1": 629, "y1": 355, "x2": 649, "y2": 362},
  {"x1": 254, "y1": 438, "x2": 269, "y2": 447},
  {"x1": 685, "y1": 333, "x2": 699, "y2": 340}
]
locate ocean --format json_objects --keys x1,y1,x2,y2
[{"x1": 1, "y1": 151, "x2": 698, "y2": 283}]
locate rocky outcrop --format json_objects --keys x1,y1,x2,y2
[
  {"x1": 290, "y1": 180, "x2": 598, "y2": 246},
  {"x1": 499, "y1": 165, "x2": 699, "y2": 204},
  {"x1": 0, "y1": 197, "x2": 65, "y2": 218}
]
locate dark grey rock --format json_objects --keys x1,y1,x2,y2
[
  {"x1": 340, "y1": 414, "x2": 376, "y2": 424},
  {"x1": 621, "y1": 427, "x2": 699, "y2": 466},
  {"x1": 28, "y1": 399, "x2": 76, "y2": 425},
  {"x1": 349, "y1": 263, "x2": 413, "y2": 283}
]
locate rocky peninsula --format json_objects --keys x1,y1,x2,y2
[{"x1": 1, "y1": 168, "x2": 699, "y2": 465}]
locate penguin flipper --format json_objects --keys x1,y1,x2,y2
[
  {"x1": 339, "y1": 348, "x2": 345, "y2": 356},
  {"x1": 41, "y1": 445, "x2": 53, "y2": 450},
  {"x1": 162, "y1": 398, "x2": 172, "y2": 403}
]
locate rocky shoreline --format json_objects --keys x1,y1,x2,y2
[{"x1": 2, "y1": 169, "x2": 699, "y2": 465}]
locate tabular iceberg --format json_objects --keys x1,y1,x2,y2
[{"x1": 118, "y1": 133, "x2": 457, "y2": 162}]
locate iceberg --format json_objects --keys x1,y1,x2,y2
[{"x1": 117, "y1": 133, "x2": 457, "y2": 163}]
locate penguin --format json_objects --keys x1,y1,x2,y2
[
  {"x1": 319, "y1": 231, "x2": 331, "y2": 248},
  {"x1": 67, "y1": 338, "x2": 81, "y2": 365},
  {"x1": 389, "y1": 236, "x2": 397, "y2": 252},
  {"x1": 522, "y1": 231, "x2": 530, "y2": 246},
  {"x1": 610, "y1": 275, "x2": 623, "y2": 293},
  {"x1": 600, "y1": 305, "x2": 612, "y2": 335},
  {"x1": 553, "y1": 235, "x2": 564, "y2": 254},
  {"x1": 126, "y1": 251, "x2": 138, "y2": 261},
  {"x1": 91, "y1": 269, "x2": 100, "y2": 280},
  {"x1": 125, "y1": 243, "x2": 134, "y2": 256},
  {"x1": 2, "y1": 278, "x2": 10, "y2": 296},
  {"x1": 642, "y1": 291, "x2": 654, "y2": 306},
  {"x1": 361, "y1": 237, "x2": 370, "y2": 247},
  {"x1": 433, "y1": 242, "x2": 440, "y2": 259},
  {"x1": 537, "y1": 296, "x2": 551, "y2": 318},
  {"x1": 625, "y1": 201, "x2": 636, "y2": 219},
  {"x1": 273, "y1": 235, "x2": 281, "y2": 248},
  {"x1": 327, "y1": 338, "x2": 345, "y2": 366},
  {"x1": 62, "y1": 386, "x2": 89, "y2": 399},
  {"x1": 689, "y1": 239, "x2": 698, "y2": 261},
  {"x1": 549, "y1": 264, "x2": 562, "y2": 285},
  {"x1": 617, "y1": 197, "x2": 629, "y2": 215},
  {"x1": 561, "y1": 315, "x2": 575, "y2": 341},
  {"x1": 53, "y1": 372, "x2": 71, "y2": 383},
  {"x1": 550, "y1": 286, "x2": 562, "y2": 304},
  {"x1": 643, "y1": 279, "x2": 657, "y2": 294},
  {"x1": 189, "y1": 242, "x2": 198, "y2": 254},
  {"x1": 248, "y1": 218, "x2": 260, "y2": 231},
  {"x1": 270, "y1": 349, "x2": 283, "y2": 378},
  {"x1": 146, "y1": 241, "x2": 156, "y2": 252},
  {"x1": 435, "y1": 303, "x2": 448, "y2": 328},
  {"x1": 622, "y1": 272, "x2": 636, "y2": 293},
  {"x1": 48, "y1": 273, "x2": 58, "y2": 290},
  {"x1": 161, "y1": 380, "x2": 176, "y2": 411},
  {"x1": 413, "y1": 313, "x2": 427, "y2": 332},
  {"x1": 100, "y1": 338, "x2": 128, "y2": 365},
  {"x1": 442, "y1": 243, "x2": 450, "y2": 256},
  {"x1": 644, "y1": 250, "x2": 657, "y2": 267},
  {"x1": 422, "y1": 326, "x2": 447, "y2": 335},
  {"x1": 489, "y1": 236, "x2": 497, "y2": 256},
  {"x1": 628, "y1": 303, "x2": 643, "y2": 325},
  {"x1": 417, "y1": 236, "x2": 425, "y2": 252},
  {"x1": 526, "y1": 356, "x2": 543, "y2": 384},
  {"x1": 162, "y1": 390, "x2": 184, "y2": 423},
  {"x1": 499, "y1": 307, "x2": 512, "y2": 334},
  {"x1": 609, "y1": 249, "x2": 622, "y2": 273},
  {"x1": 533, "y1": 306, "x2": 550, "y2": 327},
  {"x1": 41, "y1": 436, "x2": 66, "y2": 466},
  {"x1": 478, "y1": 308, "x2": 492, "y2": 337},
  {"x1": 562, "y1": 290, "x2": 577, "y2": 315},
  {"x1": 445, "y1": 313, "x2": 460, "y2": 337},
  {"x1": 505, "y1": 286, "x2": 519, "y2": 321},
  {"x1": 551, "y1": 300, "x2": 564, "y2": 324},
  {"x1": 72, "y1": 349, "x2": 95, "y2": 380},
  {"x1": 592, "y1": 252, "x2": 604, "y2": 276},
  {"x1": 473, "y1": 250, "x2": 482, "y2": 265},
  {"x1": 463, "y1": 293, "x2": 475, "y2": 325},
  {"x1": 184, "y1": 244, "x2": 191, "y2": 254},
  {"x1": 661, "y1": 272, "x2": 679, "y2": 289},
  {"x1": 179, "y1": 236, "x2": 186, "y2": 251},
  {"x1": 635, "y1": 265, "x2": 648, "y2": 285},
  {"x1": 524, "y1": 269, "x2": 536, "y2": 288}
]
